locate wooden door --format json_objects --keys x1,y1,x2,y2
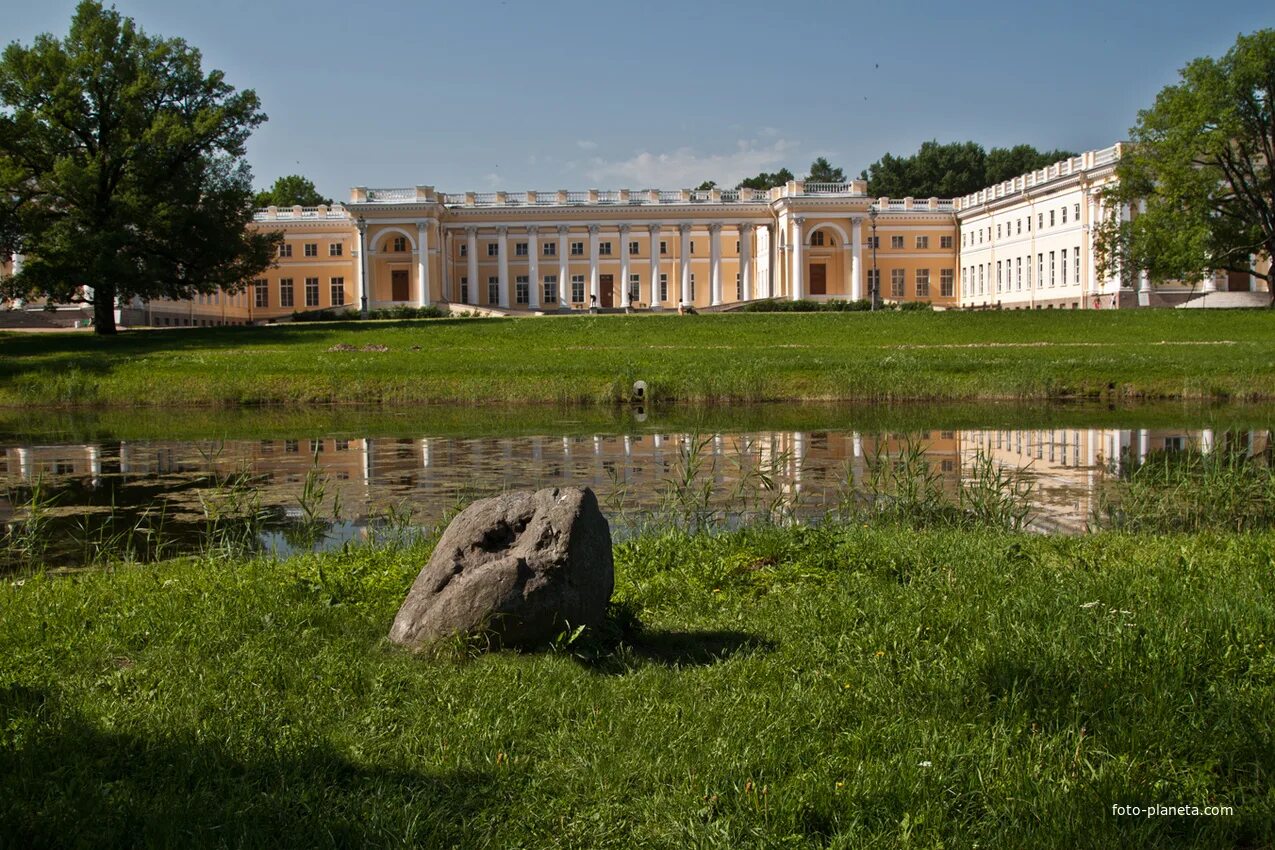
[
  {"x1": 599, "y1": 274, "x2": 614, "y2": 308},
  {"x1": 809, "y1": 264, "x2": 827, "y2": 295},
  {"x1": 391, "y1": 269, "x2": 410, "y2": 302}
]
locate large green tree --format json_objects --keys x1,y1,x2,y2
[
  {"x1": 860, "y1": 141, "x2": 1076, "y2": 198},
  {"x1": 254, "y1": 174, "x2": 331, "y2": 208},
  {"x1": 1094, "y1": 29, "x2": 1274, "y2": 301},
  {"x1": 0, "y1": 1, "x2": 280, "y2": 334},
  {"x1": 805, "y1": 156, "x2": 846, "y2": 184},
  {"x1": 736, "y1": 168, "x2": 795, "y2": 191}
]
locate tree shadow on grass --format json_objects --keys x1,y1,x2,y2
[{"x1": 0, "y1": 684, "x2": 511, "y2": 849}]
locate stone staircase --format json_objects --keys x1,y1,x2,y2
[{"x1": 1176, "y1": 291, "x2": 1271, "y2": 309}]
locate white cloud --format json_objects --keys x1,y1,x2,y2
[
  {"x1": 583, "y1": 138, "x2": 799, "y2": 188},
  {"x1": 576, "y1": 139, "x2": 598, "y2": 150},
  {"x1": 482, "y1": 172, "x2": 502, "y2": 187}
]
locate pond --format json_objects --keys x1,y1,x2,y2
[{"x1": 2, "y1": 402, "x2": 1271, "y2": 570}]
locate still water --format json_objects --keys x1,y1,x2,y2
[{"x1": 1, "y1": 404, "x2": 1270, "y2": 568}]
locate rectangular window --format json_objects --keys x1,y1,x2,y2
[
  {"x1": 305, "y1": 277, "x2": 319, "y2": 307},
  {"x1": 1061, "y1": 206, "x2": 1067, "y2": 224},
  {"x1": 543, "y1": 242, "x2": 556, "y2": 256},
  {"x1": 940, "y1": 269, "x2": 954, "y2": 297},
  {"x1": 1016, "y1": 257, "x2": 1022, "y2": 290},
  {"x1": 1038, "y1": 253, "x2": 1044, "y2": 287},
  {"x1": 599, "y1": 242, "x2": 612, "y2": 256},
  {"x1": 515, "y1": 275, "x2": 529, "y2": 304},
  {"x1": 571, "y1": 241, "x2": 584, "y2": 256},
  {"x1": 279, "y1": 277, "x2": 294, "y2": 307},
  {"x1": 571, "y1": 275, "x2": 585, "y2": 303},
  {"x1": 916, "y1": 268, "x2": 930, "y2": 297},
  {"x1": 890, "y1": 235, "x2": 904, "y2": 249},
  {"x1": 1037, "y1": 213, "x2": 1043, "y2": 230},
  {"x1": 996, "y1": 261, "x2": 1003, "y2": 292},
  {"x1": 304, "y1": 243, "x2": 317, "y2": 257},
  {"x1": 254, "y1": 279, "x2": 268, "y2": 308},
  {"x1": 279, "y1": 243, "x2": 292, "y2": 258},
  {"x1": 1061, "y1": 251, "x2": 1067, "y2": 287},
  {"x1": 660, "y1": 241, "x2": 667, "y2": 255},
  {"x1": 1074, "y1": 247, "x2": 1080, "y2": 284},
  {"x1": 916, "y1": 235, "x2": 929, "y2": 249},
  {"x1": 689, "y1": 274, "x2": 695, "y2": 301},
  {"x1": 330, "y1": 277, "x2": 345, "y2": 306},
  {"x1": 460, "y1": 277, "x2": 468, "y2": 302},
  {"x1": 891, "y1": 268, "x2": 905, "y2": 298},
  {"x1": 690, "y1": 241, "x2": 695, "y2": 254},
  {"x1": 629, "y1": 274, "x2": 640, "y2": 302},
  {"x1": 487, "y1": 243, "x2": 499, "y2": 257},
  {"x1": 488, "y1": 276, "x2": 499, "y2": 304},
  {"x1": 867, "y1": 236, "x2": 880, "y2": 249},
  {"x1": 940, "y1": 235, "x2": 953, "y2": 249},
  {"x1": 997, "y1": 224, "x2": 1002, "y2": 239},
  {"x1": 978, "y1": 265, "x2": 984, "y2": 295},
  {"x1": 659, "y1": 273, "x2": 668, "y2": 301},
  {"x1": 543, "y1": 275, "x2": 557, "y2": 305},
  {"x1": 329, "y1": 243, "x2": 343, "y2": 257},
  {"x1": 393, "y1": 237, "x2": 407, "y2": 252},
  {"x1": 629, "y1": 241, "x2": 639, "y2": 255},
  {"x1": 459, "y1": 243, "x2": 467, "y2": 257},
  {"x1": 1049, "y1": 251, "x2": 1056, "y2": 287},
  {"x1": 1017, "y1": 219, "x2": 1022, "y2": 235},
  {"x1": 1074, "y1": 203, "x2": 1081, "y2": 221},
  {"x1": 515, "y1": 242, "x2": 528, "y2": 256},
  {"x1": 1025, "y1": 256, "x2": 1032, "y2": 289}
]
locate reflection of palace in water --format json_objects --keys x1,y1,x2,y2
[{"x1": 2, "y1": 428, "x2": 1270, "y2": 534}]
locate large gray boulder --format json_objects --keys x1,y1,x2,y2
[{"x1": 389, "y1": 486, "x2": 614, "y2": 649}]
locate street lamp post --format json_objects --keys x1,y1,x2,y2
[
  {"x1": 356, "y1": 215, "x2": 369, "y2": 317},
  {"x1": 868, "y1": 207, "x2": 879, "y2": 311}
]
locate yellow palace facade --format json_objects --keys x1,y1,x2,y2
[
  {"x1": 137, "y1": 180, "x2": 960, "y2": 326},
  {"x1": 100, "y1": 142, "x2": 1267, "y2": 326}
]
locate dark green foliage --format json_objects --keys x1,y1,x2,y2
[
  {"x1": 1094, "y1": 29, "x2": 1275, "y2": 298},
  {"x1": 735, "y1": 168, "x2": 795, "y2": 190},
  {"x1": 0, "y1": 1, "x2": 279, "y2": 334},
  {"x1": 253, "y1": 175, "x2": 331, "y2": 208},
  {"x1": 860, "y1": 141, "x2": 1078, "y2": 198},
  {"x1": 804, "y1": 156, "x2": 846, "y2": 183},
  {"x1": 1, "y1": 526, "x2": 1272, "y2": 846}
]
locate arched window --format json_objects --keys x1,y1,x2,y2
[{"x1": 810, "y1": 231, "x2": 825, "y2": 247}]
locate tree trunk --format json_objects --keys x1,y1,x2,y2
[{"x1": 93, "y1": 287, "x2": 117, "y2": 335}]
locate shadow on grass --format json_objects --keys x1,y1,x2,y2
[
  {"x1": 0, "y1": 684, "x2": 510, "y2": 849},
  {"x1": 573, "y1": 628, "x2": 777, "y2": 675}
]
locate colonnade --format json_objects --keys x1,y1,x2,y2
[
  {"x1": 440, "y1": 221, "x2": 770, "y2": 310},
  {"x1": 785, "y1": 215, "x2": 866, "y2": 302}
]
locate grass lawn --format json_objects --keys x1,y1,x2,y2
[
  {"x1": 1, "y1": 309, "x2": 1273, "y2": 407},
  {"x1": 3, "y1": 525, "x2": 1272, "y2": 847}
]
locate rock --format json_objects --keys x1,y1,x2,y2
[{"x1": 389, "y1": 486, "x2": 614, "y2": 650}]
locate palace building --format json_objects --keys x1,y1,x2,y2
[{"x1": 4, "y1": 142, "x2": 1270, "y2": 328}]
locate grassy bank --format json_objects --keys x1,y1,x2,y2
[
  {"x1": 2, "y1": 310, "x2": 1274, "y2": 407},
  {"x1": 3, "y1": 525, "x2": 1273, "y2": 847}
]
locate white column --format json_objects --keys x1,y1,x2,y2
[
  {"x1": 1087, "y1": 194, "x2": 1100, "y2": 302},
  {"x1": 1132, "y1": 201, "x2": 1151, "y2": 306},
  {"x1": 850, "y1": 217, "x2": 863, "y2": 301},
  {"x1": 355, "y1": 219, "x2": 369, "y2": 316},
  {"x1": 557, "y1": 225, "x2": 570, "y2": 308},
  {"x1": 1250, "y1": 255, "x2": 1260, "y2": 293},
  {"x1": 739, "y1": 223, "x2": 754, "y2": 302},
  {"x1": 791, "y1": 216, "x2": 805, "y2": 300},
  {"x1": 444, "y1": 231, "x2": 454, "y2": 301},
  {"x1": 588, "y1": 225, "x2": 601, "y2": 307},
  {"x1": 1200, "y1": 429, "x2": 1215, "y2": 454},
  {"x1": 465, "y1": 227, "x2": 478, "y2": 305},
  {"x1": 709, "y1": 223, "x2": 723, "y2": 306},
  {"x1": 763, "y1": 223, "x2": 774, "y2": 298},
  {"x1": 1138, "y1": 429, "x2": 1150, "y2": 464},
  {"x1": 416, "y1": 220, "x2": 429, "y2": 307},
  {"x1": 527, "y1": 226, "x2": 540, "y2": 310},
  {"x1": 618, "y1": 224, "x2": 631, "y2": 309},
  {"x1": 496, "y1": 226, "x2": 510, "y2": 309},
  {"x1": 678, "y1": 224, "x2": 692, "y2": 305},
  {"x1": 648, "y1": 225, "x2": 661, "y2": 306}
]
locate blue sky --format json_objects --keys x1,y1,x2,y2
[{"x1": 4, "y1": 0, "x2": 1273, "y2": 199}]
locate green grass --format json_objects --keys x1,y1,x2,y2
[
  {"x1": 3, "y1": 525, "x2": 1273, "y2": 847},
  {"x1": 2, "y1": 309, "x2": 1274, "y2": 407}
]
